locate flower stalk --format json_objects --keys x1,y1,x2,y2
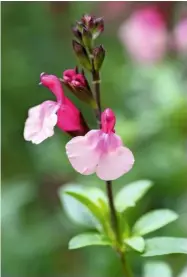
[
  {"x1": 90, "y1": 49, "x2": 133, "y2": 277},
  {"x1": 91, "y1": 66, "x2": 102, "y2": 128}
]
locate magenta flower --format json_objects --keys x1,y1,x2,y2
[
  {"x1": 118, "y1": 7, "x2": 168, "y2": 64},
  {"x1": 23, "y1": 73, "x2": 88, "y2": 144},
  {"x1": 173, "y1": 18, "x2": 187, "y2": 55},
  {"x1": 66, "y1": 108, "x2": 134, "y2": 180}
]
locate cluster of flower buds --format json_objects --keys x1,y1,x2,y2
[{"x1": 72, "y1": 14, "x2": 105, "y2": 72}]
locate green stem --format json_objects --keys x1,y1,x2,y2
[
  {"x1": 106, "y1": 180, "x2": 120, "y2": 242},
  {"x1": 91, "y1": 58, "x2": 133, "y2": 277},
  {"x1": 120, "y1": 252, "x2": 133, "y2": 277},
  {"x1": 91, "y1": 59, "x2": 102, "y2": 128},
  {"x1": 106, "y1": 182, "x2": 133, "y2": 277}
]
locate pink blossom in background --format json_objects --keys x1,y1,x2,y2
[
  {"x1": 118, "y1": 7, "x2": 168, "y2": 64},
  {"x1": 173, "y1": 18, "x2": 187, "y2": 55},
  {"x1": 23, "y1": 73, "x2": 88, "y2": 144},
  {"x1": 66, "y1": 108, "x2": 134, "y2": 181}
]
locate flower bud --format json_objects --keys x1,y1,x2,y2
[
  {"x1": 82, "y1": 27, "x2": 92, "y2": 51},
  {"x1": 71, "y1": 73, "x2": 86, "y2": 87},
  {"x1": 76, "y1": 21, "x2": 84, "y2": 32},
  {"x1": 81, "y1": 14, "x2": 94, "y2": 30},
  {"x1": 62, "y1": 69, "x2": 96, "y2": 108},
  {"x1": 72, "y1": 26, "x2": 82, "y2": 42},
  {"x1": 93, "y1": 45, "x2": 105, "y2": 71},
  {"x1": 63, "y1": 69, "x2": 76, "y2": 83},
  {"x1": 101, "y1": 108, "x2": 116, "y2": 134},
  {"x1": 72, "y1": 40, "x2": 92, "y2": 71},
  {"x1": 93, "y1": 17, "x2": 104, "y2": 39}
]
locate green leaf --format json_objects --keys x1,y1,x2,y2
[
  {"x1": 142, "y1": 237, "x2": 187, "y2": 257},
  {"x1": 69, "y1": 232, "x2": 111, "y2": 249},
  {"x1": 115, "y1": 180, "x2": 153, "y2": 212},
  {"x1": 83, "y1": 187, "x2": 108, "y2": 213},
  {"x1": 124, "y1": 236, "x2": 145, "y2": 252},
  {"x1": 178, "y1": 266, "x2": 187, "y2": 277},
  {"x1": 58, "y1": 184, "x2": 100, "y2": 229},
  {"x1": 143, "y1": 261, "x2": 172, "y2": 277},
  {"x1": 64, "y1": 190, "x2": 105, "y2": 227},
  {"x1": 83, "y1": 187, "x2": 107, "y2": 206},
  {"x1": 133, "y1": 209, "x2": 178, "y2": 236}
]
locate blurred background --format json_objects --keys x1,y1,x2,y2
[{"x1": 1, "y1": 1, "x2": 187, "y2": 277}]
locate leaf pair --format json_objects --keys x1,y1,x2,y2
[
  {"x1": 58, "y1": 181, "x2": 187, "y2": 257},
  {"x1": 67, "y1": 233, "x2": 187, "y2": 257},
  {"x1": 59, "y1": 180, "x2": 153, "y2": 232}
]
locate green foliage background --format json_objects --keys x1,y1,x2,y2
[{"x1": 1, "y1": 2, "x2": 187, "y2": 277}]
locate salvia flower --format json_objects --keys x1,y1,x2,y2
[
  {"x1": 23, "y1": 73, "x2": 89, "y2": 144},
  {"x1": 66, "y1": 108, "x2": 134, "y2": 180}
]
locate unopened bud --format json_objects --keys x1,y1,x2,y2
[
  {"x1": 76, "y1": 21, "x2": 84, "y2": 32},
  {"x1": 63, "y1": 69, "x2": 76, "y2": 83},
  {"x1": 93, "y1": 17, "x2": 104, "y2": 39},
  {"x1": 62, "y1": 69, "x2": 96, "y2": 108},
  {"x1": 93, "y1": 45, "x2": 105, "y2": 71},
  {"x1": 71, "y1": 74, "x2": 86, "y2": 87},
  {"x1": 82, "y1": 27, "x2": 92, "y2": 51},
  {"x1": 72, "y1": 40, "x2": 92, "y2": 71},
  {"x1": 101, "y1": 108, "x2": 116, "y2": 133},
  {"x1": 81, "y1": 14, "x2": 94, "y2": 30},
  {"x1": 72, "y1": 26, "x2": 82, "y2": 42}
]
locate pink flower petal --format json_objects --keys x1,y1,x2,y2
[
  {"x1": 65, "y1": 130, "x2": 101, "y2": 175},
  {"x1": 24, "y1": 100, "x2": 59, "y2": 144},
  {"x1": 40, "y1": 74, "x2": 64, "y2": 103},
  {"x1": 96, "y1": 146, "x2": 135, "y2": 181}
]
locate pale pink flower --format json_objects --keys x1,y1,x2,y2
[
  {"x1": 118, "y1": 7, "x2": 168, "y2": 64},
  {"x1": 173, "y1": 18, "x2": 187, "y2": 55},
  {"x1": 24, "y1": 100, "x2": 59, "y2": 144},
  {"x1": 23, "y1": 73, "x2": 89, "y2": 144},
  {"x1": 66, "y1": 108, "x2": 134, "y2": 181}
]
